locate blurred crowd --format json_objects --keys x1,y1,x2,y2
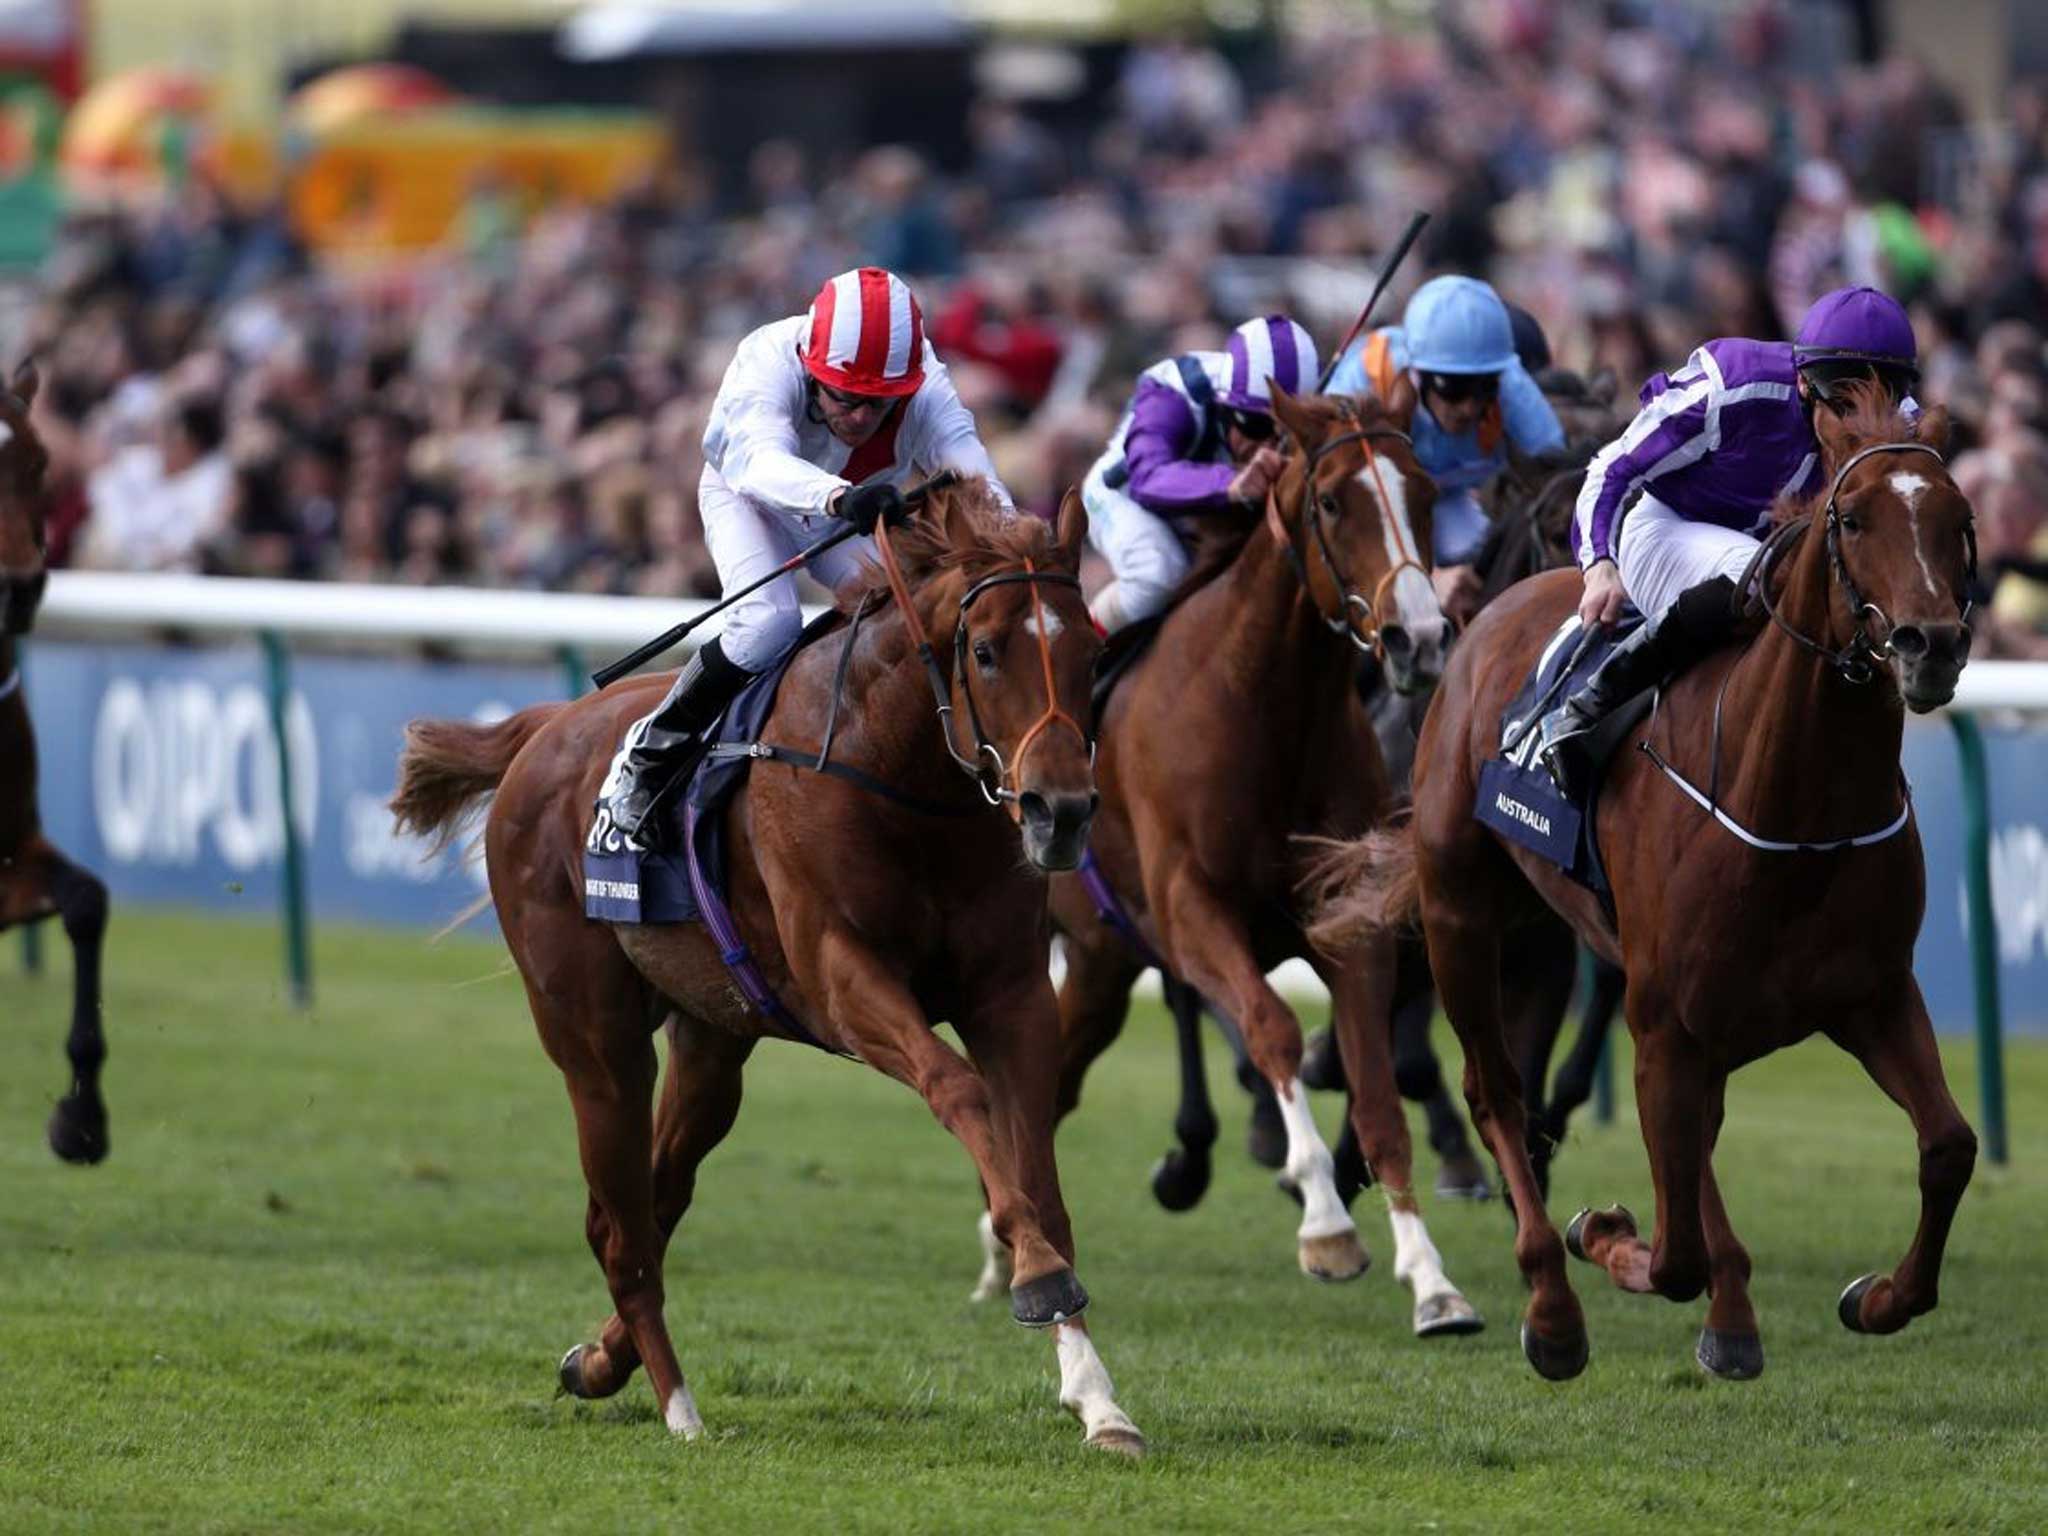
[{"x1": 16, "y1": 0, "x2": 2048, "y2": 654}]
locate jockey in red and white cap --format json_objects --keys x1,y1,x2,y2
[{"x1": 595, "y1": 267, "x2": 1013, "y2": 850}]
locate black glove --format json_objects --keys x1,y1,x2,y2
[{"x1": 835, "y1": 482, "x2": 908, "y2": 535}]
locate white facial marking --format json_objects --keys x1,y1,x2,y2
[
  {"x1": 1023, "y1": 609, "x2": 1064, "y2": 641},
  {"x1": 1890, "y1": 472, "x2": 1941, "y2": 598},
  {"x1": 1275, "y1": 1076, "x2": 1355, "y2": 1242},
  {"x1": 1354, "y1": 463, "x2": 1447, "y2": 639}
]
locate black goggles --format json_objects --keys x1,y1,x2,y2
[
  {"x1": 1221, "y1": 406, "x2": 1276, "y2": 440},
  {"x1": 1420, "y1": 371, "x2": 1500, "y2": 404},
  {"x1": 816, "y1": 381, "x2": 895, "y2": 412}
]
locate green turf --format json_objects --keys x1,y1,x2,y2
[{"x1": 2, "y1": 910, "x2": 2044, "y2": 1534}]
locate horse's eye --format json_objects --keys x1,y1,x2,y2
[
  {"x1": 1319, "y1": 494, "x2": 1340, "y2": 517},
  {"x1": 1839, "y1": 513, "x2": 1862, "y2": 534},
  {"x1": 973, "y1": 639, "x2": 997, "y2": 671}
]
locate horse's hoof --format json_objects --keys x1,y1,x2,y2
[
  {"x1": 1415, "y1": 1291, "x2": 1485, "y2": 1338},
  {"x1": 1298, "y1": 1229, "x2": 1370, "y2": 1283},
  {"x1": 1085, "y1": 1424, "x2": 1147, "y2": 1459},
  {"x1": 1838, "y1": 1273, "x2": 1884, "y2": 1334},
  {"x1": 558, "y1": 1344, "x2": 596, "y2": 1399},
  {"x1": 47, "y1": 1096, "x2": 108, "y2": 1166},
  {"x1": 1246, "y1": 1097, "x2": 1287, "y2": 1170},
  {"x1": 1012, "y1": 1267, "x2": 1089, "y2": 1328},
  {"x1": 1695, "y1": 1327, "x2": 1764, "y2": 1380},
  {"x1": 1519, "y1": 1319, "x2": 1590, "y2": 1381},
  {"x1": 1149, "y1": 1148, "x2": 1211, "y2": 1213},
  {"x1": 1564, "y1": 1203, "x2": 1635, "y2": 1263},
  {"x1": 1434, "y1": 1153, "x2": 1491, "y2": 1201},
  {"x1": 1300, "y1": 1027, "x2": 1345, "y2": 1093}
]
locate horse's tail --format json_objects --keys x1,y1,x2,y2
[
  {"x1": 1301, "y1": 813, "x2": 1423, "y2": 952},
  {"x1": 389, "y1": 704, "x2": 565, "y2": 855}
]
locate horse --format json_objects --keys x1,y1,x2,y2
[
  {"x1": 1000, "y1": 383, "x2": 1482, "y2": 1339},
  {"x1": 0, "y1": 362, "x2": 111, "y2": 1165},
  {"x1": 1311, "y1": 386, "x2": 1979, "y2": 1381},
  {"x1": 390, "y1": 480, "x2": 1148, "y2": 1453}
]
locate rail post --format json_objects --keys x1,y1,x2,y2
[
  {"x1": 1949, "y1": 713, "x2": 2008, "y2": 1165},
  {"x1": 261, "y1": 631, "x2": 313, "y2": 1008}
]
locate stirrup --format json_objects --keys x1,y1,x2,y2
[{"x1": 1535, "y1": 705, "x2": 1595, "y2": 797}]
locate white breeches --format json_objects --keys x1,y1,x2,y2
[
  {"x1": 1081, "y1": 456, "x2": 1189, "y2": 630},
  {"x1": 699, "y1": 468, "x2": 876, "y2": 672},
  {"x1": 1616, "y1": 492, "x2": 1762, "y2": 622}
]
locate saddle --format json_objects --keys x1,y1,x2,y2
[{"x1": 1474, "y1": 613, "x2": 1655, "y2": 901}]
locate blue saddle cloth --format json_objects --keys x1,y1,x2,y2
[
  {"x1": 1474, "y1": 611, "x2": 1647, "y2": 895},
  {"x1": 582, "y1": 610, "x2": 839, "y2": 927}
]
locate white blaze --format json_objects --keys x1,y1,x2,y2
[
  {"x1": 1357, "y1": 463, "x2": 1444, "y2": 636},
  {"x1": 1890, "y1": 472, "x2": 1941, "y2": 598}
]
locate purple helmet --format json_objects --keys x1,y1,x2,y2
[
  {"x1": 1793, "y1": 286, "x2": 1917, "y2": 368},
  {"x1": 1222, "y1": 315, "x2": 1320, "y2": 414}
]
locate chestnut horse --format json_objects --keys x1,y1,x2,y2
[
  {"x1": 0, "y1": 363, "x2": 111, "y2": 1164},
  {"x1": 391, "y1": 483, "x2": 1147, "y2": 1453},
  {"x1": 1313, "y1": 389, "x2": 1978, "y2": 1381},
  {"x1": 996, "y1": 385, "x2": 1481, "y2": 1338}
]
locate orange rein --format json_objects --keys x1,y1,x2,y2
[{"x1": 873, "y1": 519, "x2": 1088, "y2": 814}]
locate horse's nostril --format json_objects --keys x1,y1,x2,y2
[
  {"x1": 1018, "y1": 791, "x2": 1053, "y2": 831},
  {"x1": 1381, "y1": 624, "x2": 1413, "y2": 659},
  {"x1": 1890, "y1": 624, "x2": 1928, "y2": 660}
]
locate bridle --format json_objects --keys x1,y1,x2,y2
[
  {"x1": 1749, "y1": 441, "x2": 1975, "y2": 686},
  {"x1": 1269, "y1": 401, "x2": 1427, "y2": 658},
  {"x1": 873, "y1": 521, "x2": 1091, "y2": 810}
]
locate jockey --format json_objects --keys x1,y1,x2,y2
[
  {"x1": 1082, "y1": 314, "x2": 1317, "y2": 633},
  {"x1": 1536, "y1": 285, "x2": 1921, "y2": 793},
  {"x1": 1326, "y1": 275, "x2": 1565, "y2": 619},
  {"x1": 596, "y1": 267, "x2": 1014, "y2": 850}
]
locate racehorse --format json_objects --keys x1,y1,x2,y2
[
  {"x1": 390, "y1": 481, "x2": 1148, "y2": 1453},
  {"x1": 1311, "y1": 386, "x2": 1978, "y2": 1380},
  {"x1": 0, "y1": 363, "x2": 111, "y2": 1164},
  {"x1": 1009, "y1": 384, "x2": 1482, "y2": 1338}
]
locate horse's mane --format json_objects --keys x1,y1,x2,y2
[
  {"x1": 837, "y1": 475, "x2": 1062, "y2": 612},
  {"x1": 1768, "y1": 380, "x2": 1923, "y2": 527}
]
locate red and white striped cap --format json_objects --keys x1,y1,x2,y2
[{"x1": 799, "y1": 267, "x2": 927, "y2": 398}]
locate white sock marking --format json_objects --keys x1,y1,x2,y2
[
  {"x1": 664, "y1": 1384, "x2": 704, "y2": 1440},
  {"x1": 1890, "y1": 472, "x2": 1940, "y2": 598},
  {"x1": 1389, "y1": 1206, "x2": 1455, "y2": 1302},
  {"x1": 1275, "y1": 1077, "x2": 1354, "y2": 1241},
  {"x1": 1054, "y1": 1322, "x2": 1142, "y2": 1448},
  {"x1": 969, "y1": 1208, "x2": 1011, "y2": 1302}
]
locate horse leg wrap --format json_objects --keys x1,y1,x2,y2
[{"x1": 1011, "y1": 1267, "x2": 1090, "y2": 1328}]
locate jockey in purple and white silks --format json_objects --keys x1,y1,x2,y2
[
  {"x1": 1081, "y1": 315, "x2": 1317, "y2": 633},
  {"x1": 1535, "y1": 285, "x2": 1922, "y2": 794},
  {"x1": 594, "y1": 266, "x2": 1014, "y2": 851}
]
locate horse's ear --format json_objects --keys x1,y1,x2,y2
[
  {"x1": 1054, "y1": 486, "x2": 1087, "y2": 571},
  {"x1": 11, "y1": 359, "x2": 37, "y2": 408},
  {"x1": 1267, "y1": 380, "x2": 1323, "y2": 448},
  {"x1": 1913, "y1": 404, "x2": 1952, "y2": 456},
  {"x1": 1382, "y1": 371, "x2": 1418, "y2": 433}
]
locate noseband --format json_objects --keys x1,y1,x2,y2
[
  {"x1": 874, "y1": 522, "x2": 1091, "y2": 810},
  {"x1": 1270, "y1": 404, "x2": 1426, "y2": 658},
  {"x1": 1750, "y1": 441, "x2": 1975, "y2": 685}
]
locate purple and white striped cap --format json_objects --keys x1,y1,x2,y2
[{"x1": 1222, "y1": 315, "x2": 1320, "y2": 414}]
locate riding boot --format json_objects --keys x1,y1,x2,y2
[
  {"x1": 1536, "y1": 575, "x2": 1738, "y2": 800},
  {"x1": 598, "y1": 637, "x2": 755, "y2": 851}
]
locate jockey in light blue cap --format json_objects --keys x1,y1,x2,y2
[
  {"x1": 1083, "y1": 314, "x2": 1319, "y2": 632},
  {"x1": 1534, "y1": 284, "x2": 1923, "y2": 795},
  {"x1": 1327, "y1": 275, "x2": 1565, "y2": 619}
]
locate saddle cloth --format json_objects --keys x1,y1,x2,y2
[{"x1": 1474, "y1": 610, "x2": 1649, "y2": 895}]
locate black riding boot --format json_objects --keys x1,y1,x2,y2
[
  {"x1": 598, "y1": 638, "x2": 755, "y2": 851},
  {"x1": 1536, "y1": 575, "x2": 1738, "y2": 799}
]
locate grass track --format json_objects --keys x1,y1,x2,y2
[{"x1": 2, "y1": 910, "x2": 2045, "y2": 1533}]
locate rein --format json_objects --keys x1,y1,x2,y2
[
  {"x1": 872, "y1": 519, "x2": 1091, "y2": 812},
  {"x1": 1746, "y1": 441, "x2": 1973, "y2": 686},
  {"x1": 1268, "y1": 404, "x2": 1426, "y2": 657}
]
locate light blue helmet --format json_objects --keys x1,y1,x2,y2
[{"x1": 1403, "y1": 275, "x2": 1518, "y2": 376}]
